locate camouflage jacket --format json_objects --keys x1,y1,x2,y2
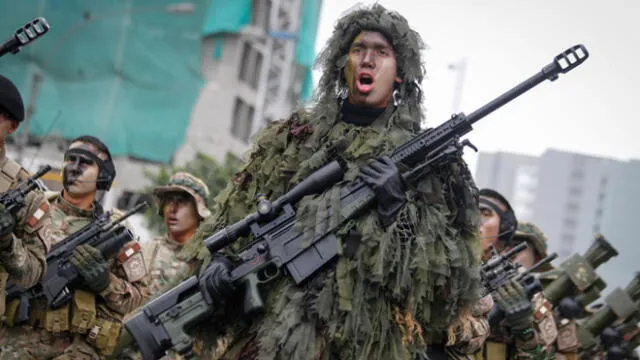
[
  {"x1": 0, "y1": 147, "x2": 52, "y2": 319},
  {"x1": 116, "y1": 235, "x2": 202, "y2": 360},
  {"x1": 142, "y1": 235, "x2": 202, "y2": 300}
]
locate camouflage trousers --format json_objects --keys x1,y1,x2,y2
[{"x1": 0, "y1": 325, "x2": 100, "y2": 360}]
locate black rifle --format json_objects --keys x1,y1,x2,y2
[
  {"x1": 0, "y1": 165, "x2": 51, "y2": 214},
  {"x1": 0, "y1": 17, "x2": 50, "y2": 58},
  {"x1": 124, "y1": 45, "x2": 589, "y2": 360},
  {"x1": 5, "y1": 202, "x2": 148, "y2": 324},
  {"x1": 481, "y1": 242, "x2": 558, "y2": 328}
]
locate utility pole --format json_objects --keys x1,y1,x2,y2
[{"x1": 17, "y1": 72, "x2": 42, "y2": 164}]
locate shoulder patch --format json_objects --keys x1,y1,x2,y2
[
  {"x1": 27, "y1": 201, "x2": 50, "y2": 227},
  {"x1": 118, "y1": 242, "x2": 147, "y2": 282}
]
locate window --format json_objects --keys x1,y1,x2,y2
[
  {"x1": 568, "y1": 186, "x2": 583, "y2": 197},
  {"x1": 570, "y1": 168, "x2": 585, "y2": 181},
  {"x1": 238, "y1": 43, "x2": 263, "y2": 89},
  {"x1": 566, "y1": 202, "x2": 580, "y2": 213},
  {"x1": 231, "y1": 98, "x2": 255, "y2": 142},
  {"x1": 251, "y1": 0, "x2": 272, "y2": 30},
  {"x1": 563, "y1": 218, "x2": 577, "y2": 229}
]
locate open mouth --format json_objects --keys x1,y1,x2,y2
[{"x1": 356, "y1": 73, "x2": 374, "y2": 94}]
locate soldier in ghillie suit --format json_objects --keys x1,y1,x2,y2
[
  {"x1": 0, "y1": 136, "x2": 148, "y2": 359},
  {"x1": 477, "y1": 190, "x2": 555, "y2": 360},
  {"x1": 182, "y1": 4, "x2": 485, "y2": 360}
]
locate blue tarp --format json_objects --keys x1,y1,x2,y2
[
  {"x1": 0, "y1": 0, "x2": 209, "y2": 163},
  {"x1": 0, "y1": 0, "x2": 320, "y2": 163}
]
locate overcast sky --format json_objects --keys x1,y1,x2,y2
[{"x1": 313, "y1": 0, "x2": 639, "y2": 174}]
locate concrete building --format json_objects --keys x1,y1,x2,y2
[
  {"x1": 475, "y1": 149, "x2": 640, "y2": 293},
  {"x1": 176, "y1": 0, "x2": 319, "y2": 165}
]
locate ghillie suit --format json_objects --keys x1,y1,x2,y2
[{"x1": 182, "y1": 4, "x2": 483, "y2": 360}]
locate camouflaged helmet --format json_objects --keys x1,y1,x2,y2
[
  {"x1": 153, "y1": 172, "x2": 211, "y2": 219},
  {"x1": 513, "y1": 221, "x2": 553, "y2": 270}
]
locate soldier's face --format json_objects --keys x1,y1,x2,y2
[
  {"x1": 344, "y1": 31, "x2": 402, "y2": 108},
  {"x1": 62, "y1": 142, "x2": 104, "y2": 196},
  {"x1": 479, "y1": 196, "x2": 505, "y2": 251},
  {"x1": 162, "y1": 191, "x2": 199, "y2": 242},
  {"x1": 0, "y1": 114, "x2": 19, "y2": 144}
]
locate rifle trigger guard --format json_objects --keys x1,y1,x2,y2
[{"x1": 460, "y1": 139, "x2": 478, "y2": 153}]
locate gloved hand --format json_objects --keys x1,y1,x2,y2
[
  {"x1": 0, "y1": 204, "x2": 16, "y2": 242},
  {"x1": 493, "y1": 279, "x2": 534, "y2": 337},
  {"x1": 360, "y1": 156, "x2": 407, "y2": 227},
  {"x1": 199, "y1": 255, "x2": 236, "y2": 303},
  {"x1": 70, "y1": 244, "x2": 111, "y2": 293}
]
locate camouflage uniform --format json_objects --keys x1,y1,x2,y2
[
  {"x1": 117, "y1": 173, "x2": 211, "y2": 360},
  {"x1": 477, "y1": 221, "x2": 557, "y2": 360},
  {"x1": 181, "y1": 4, "x2": 483, "y2": 360},
  {"x1": 143, "y1": 172, "x2": 212, "y2": 297},
  {"x1": 0, "y1": 147, "x2": 52, "y2": 326},
  {"x1": 0, "y1": 192, "x2": 148, "y2": 359}
]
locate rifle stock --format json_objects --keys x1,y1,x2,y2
[{"x1": 125, "y1": 45, "x2": 589, "y2": 360}]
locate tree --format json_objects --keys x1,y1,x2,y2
[{"x1": 142, "y1": 152, "x2": 240, "y2": 235}]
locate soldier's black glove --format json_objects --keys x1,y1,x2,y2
[
  {"x1": 493, "y1": 279, "x2": 534, "y2": 339},
  {"x1": 0, "y1": 204, "x2": 16, "y2": 243},
  {"x1": 199, "y1": 255, "x2": 236, "y2": 302},
  {"x1": 360, "y1": 156, "x2": 406, "y2": 227},
  {"x1": 70, "y1": 244, "x2": 111, "y2": 293}
]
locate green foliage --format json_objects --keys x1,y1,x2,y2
[{"x1": 142, "y1": 152, "x2": 240, "y2": 235}]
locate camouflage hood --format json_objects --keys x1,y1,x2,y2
[{"x1": 309, "y1": 3, "x2": 426, "y2": 131}]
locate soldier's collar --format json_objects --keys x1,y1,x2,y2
[{"x1": 55, "y1": 191, "x2": 97, "y2": 218}]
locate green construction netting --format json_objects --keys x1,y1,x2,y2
[
  {"x1": 0, "y1": 0, "x2": 319, "y2": 163},
  {"x1": 0, "y1": 0, "x2": 210, "y2": 163}
]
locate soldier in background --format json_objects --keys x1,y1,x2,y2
[
  {"x1": 477, "y1": 189, "x2": 553, "y2": 359},
  {"x1": 116, "y1": 172, "x2": 213, "y2": 360},
  {"x1": 0, "y1": 135, "x2": 148, "y2": 359},
  {"x1": 0, "y1": 74, "x2": 53, "y2": 332},
  {"x1": 143, "y1": 172, "x2": 211, "y2": 297}
]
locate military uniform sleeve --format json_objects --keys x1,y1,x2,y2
[
  {"x1": 0, "y1": 188, "x2": 51, "y2": 288},
  {"x1": 98, "y1": 227, "x2": 149, "y2": 314},
  {"x1": 513, "y1": 292, "x2": 557, "y2": 359}
]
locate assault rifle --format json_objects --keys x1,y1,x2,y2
[
  {"x1": 481, "y1": 242, "x2": 558, "y2": 328},
  {"x1": 0, "y1": 17, "x2": 50, "y2": 58},
  {"x1": 5, "y1": 202, "x2": 148, "y2": 324},
  {"x1": 0, "y1": 165, "x2": 51, "y2": 214},
  {"x1": 125, "y1": 45, "x2": 589, "y2": 360}
]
